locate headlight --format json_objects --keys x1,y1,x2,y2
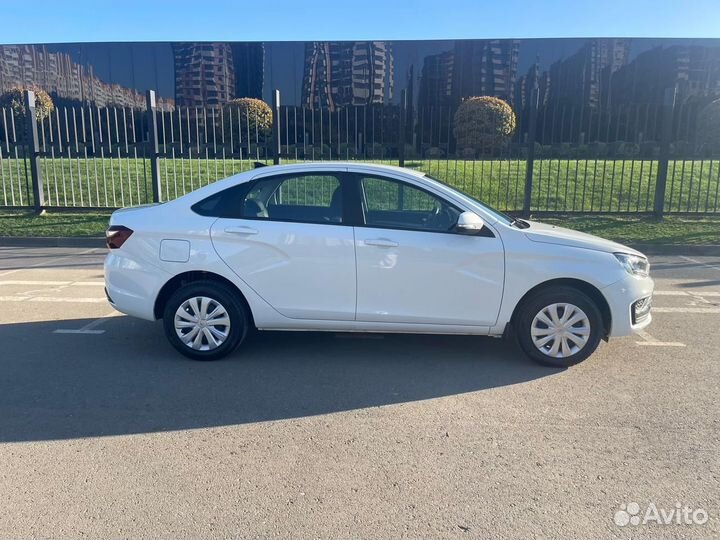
[{"x1": 614, "y1": 252, "x2": 650, "y2": 277}]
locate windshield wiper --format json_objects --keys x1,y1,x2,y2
[{"x1": 509, "y1": 217, "x2": 530, "y2": 229}]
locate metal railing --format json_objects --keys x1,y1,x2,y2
[{"x1": 1, "y1": 89, "x2": 718, "y2": 216}]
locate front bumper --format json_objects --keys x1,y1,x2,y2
[{"x1": 601, "y1": 274, "x2": 654, "y2": 337}]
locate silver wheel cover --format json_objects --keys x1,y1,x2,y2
[
  {"x1": 531, "y1": 303, "x2": 591, "y2": 358},
  {"x1": 174, "y1": 296, "x2": 231, "y2": 351}
]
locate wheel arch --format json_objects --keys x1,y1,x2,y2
[
  {"x1": 153, "y1": 270, "x2": 255, "y2": 327},
  {"x1": 510, "y1": 278, "x2": 612, "y2": 338}
]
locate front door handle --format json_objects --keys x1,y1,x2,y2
[
  {"x1": 224, "y1": 226, "x2": 258, "y2": 235},
  {"x1": 364, "y1": 238, "x2": 398, "y2": 248}
]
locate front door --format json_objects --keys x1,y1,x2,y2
[{"x1": 353, "y1": 174, "x2": 505, "y2": 326}]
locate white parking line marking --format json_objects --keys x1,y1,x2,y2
[
  {"x1": 680, "y1": 255, "x2": 720, "y2": 273},
  {"x1": 653, "y1": 307, "x2": 720, "y2": 314},
  {"x1": 635, "y1": 329, "x2": 685, "y2": 347},
  {"x1": 54, "y1": 311, "x2": 119, "y2": 335},
  {"x1": 654, "y1": 290, "x2": 720, "y2": 297},
  {"x1": 0, "y1": 248, "x2": 101, "y2": 277},
  {"x1": 0, "y1": 280, "x2": 104, "y2": 286},
  {"x1": 0, "y1": 295, "x2": 105, "y2": 303}
]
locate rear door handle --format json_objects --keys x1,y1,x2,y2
[
  {"x1": 364, "y1": 238, "x2": 398, "y2": 248},
  {"x1": 224, "y1": 226, "x2": 258, "y2": 235}
]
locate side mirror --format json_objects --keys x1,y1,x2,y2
[{"x1": 456, "y1": 211, "x2": 485, "y2": 234}]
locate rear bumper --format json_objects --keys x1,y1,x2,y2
[
  {"x1": 602, "y1": 274, "x2": 654, "y2": 337},
  {"x1": 104, "y1": 251, "x2": 170, "y2": 321}
]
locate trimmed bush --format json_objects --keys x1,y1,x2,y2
[
  {"x1": 425, "y1": 146, "x2": 445, "y2": 158},
  {"x1": 403, "y1": 144, "x2": 418, "y2": 159},
  {"x1": 222, "y1": 98, "x2": 272, "y2": 140},
  {"x1": 338, "y1": 142, "x2": 358, "y2": 159},
  {"x1": 309, "y1": 144, "x2": 332, "y2": 159},
  {"x1": 0, "y1": 85, "x2": 54, "y2": 121},
  {"x1": 363, "y1": 143, "x2": 385, "y2": 158},
  {"x1": 453, "y1": 96, "x2": 516, "y2": 153},
  {"x1": 618, "y1": 142, "x2": 640, "y2": 157}
]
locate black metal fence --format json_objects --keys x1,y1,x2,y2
[{"x1": 1, "y1": 89, "x2": 718, "y2": 216}]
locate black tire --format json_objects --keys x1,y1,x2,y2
[
  {"x1": 515, "y1": 286, "x2": 603, "y2": 368},
  {"x1": 162, "y1": 280, "x2": 249, "y2": 361}
]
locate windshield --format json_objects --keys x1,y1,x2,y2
[{"x1": 423, "y1": 174, "x2": 515, "y2": 225}]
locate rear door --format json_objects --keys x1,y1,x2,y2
[{"x1": 210, "y1": 171, "x2": 357, "y2": 321}]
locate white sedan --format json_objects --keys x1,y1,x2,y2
[{"x1": 104, "y1": 163, "x2": 653, "y2": 367}]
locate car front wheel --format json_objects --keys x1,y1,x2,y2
[
  {"x1": 515, "y1": 286, "x2": 603, "y2": 368},
  {"x1": 162, "y1": 281, "x2": 249, "y2": 361}
]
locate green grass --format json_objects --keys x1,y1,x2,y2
[
  {"x1": 2, "y1": 209, "x2": 719, "y2": 246},
  {"x1": 2, "y1": 157, "x2": 719, "y2": 214},
  {"x1": 0, "y1": 210, "x2": 110, "y2": 237},
  {"x1": 538, "y1": 216, "x2": 720, "y2": 246}
]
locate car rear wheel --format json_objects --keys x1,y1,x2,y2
[
  {"x1": 162, "y1": 281, "x2": 248, "y2": 361},
  {"x1": 515, "y1": 286, "x2": 603, "y2": 368}
]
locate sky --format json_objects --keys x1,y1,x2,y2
[{"x1": 1, "y1": 0, "x2": 720, "y2": 44}]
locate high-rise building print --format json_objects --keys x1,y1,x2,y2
[
  {"x1": 609, "y1": 45, "x2": 720, "y2": 105},
  {"x1": 0, "y1": 44, "x2": 173, "y2": 109},
  {"x1": 451, "y1": 40, "x2": 520, "y2": 103},
  {"x1": 418, "y1": 50, "x2": 454, "y2": 107},
  {"x1": 230, "y1": 42, "x2": 264, "y2": 100},
  {"x1": 417, "y1": 40, "x2": 520, "y2": 107},
  {"x1": 514, "y1": 62, "x2": 551, "y2": 109},
  {"x1": 301, "y1": 41, "x2": 393, "y2": 110},
  {"x1": 172, "y1": 43, "x2": 235, "y2": 108},
  {"x1": 547, "y1": 38, "x2": 630, "y2": 108}
]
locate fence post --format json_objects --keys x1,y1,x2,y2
[
  {"x1": 653, "y1": 87, "x2": 677, "y2": 219},
  {"x1": 522, "y1": 87, "x2": 539, "y2": 218},
  {"x1": 271, "y1": 89, "x2": 281, "y2": 165},
  {"x1": 146, "y1": 90, "x2": 161, "y2": 203},
  {"x1": 24, "y1": 90, "x2": 44, "y2": 213},
  {"x1": 398, "y1": 89, "x2": 407, "y2": 167}
]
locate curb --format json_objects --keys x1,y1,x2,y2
[
  {"x1": 1, "y1": 236, "x2": 719, "y2": 256},
  {"x1": 0, "y1": 236, "x2": 105, "y2": 248}
]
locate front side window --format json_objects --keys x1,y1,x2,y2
[
  {"x1": 242, "y1": 173, "x2": 343, "y2": 224},
  {"x1": 360, "y1": 176, "x2": 461, "y2": 233}
]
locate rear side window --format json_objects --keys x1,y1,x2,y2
[
  {"x1": 242, "y1": 173, "x2": 344, "y2": 224},
  {"x1": 191, "y1": 184, "x2": 250, "y2": 217}
]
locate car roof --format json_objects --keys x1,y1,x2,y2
[
  {"x1": 249, "y1": 161, "x2": 427, "y2": 178},
  {"x1": 175, "y1": 161, "x2": 437, "y2": 210}
]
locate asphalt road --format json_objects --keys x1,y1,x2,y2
[{"x1": 0, "y1": 246, "x2": 718, "y2": 539}]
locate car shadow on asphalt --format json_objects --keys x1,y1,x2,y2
[{"x1": 0, "y1": 316, "x2": 555, "y2": 442}]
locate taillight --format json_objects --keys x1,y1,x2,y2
[{"x1": 106, "y1": 225, "x2": 134, "y2": 249}]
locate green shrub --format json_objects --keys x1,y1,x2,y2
[
  {"x1": 363, "y1": 143, "x2": 385, "y2": 158},
  {"x1": 618, "y1": 142, "x2": 640, "y2": 157},
  {"x1": 309, "y1": 144, "x2": 332, "y2": 159},
  {"x1": 281, "y1": 144, "x2": 297, "y2": 157},
  {"x1": 573, "y1": 144, "x2": 590, "y2": 158},
  {"x1": 555, "y1": 142, "x2": 571, "y2": 157},
  {"x1": 425, "y1": 146, "x2": 445, "y2": 158},
  {"x1": 670, "y1": 140, "x2": 692, "y2": 157},
  {"x1": 403, "y1": 144, "x2": 418, "y2": 159},
  {"x1": 640, "y1": 141, "x2": 659, "y2": 158},
  {"x1": 0, "y1": 85, "x2": 54, "y2": 121},
  {"x1": 452, "y1": 96, "x2": 516, "y2": 153},
  {"x1": 338, "y1": 142, "x2": 358, "y2": 158},
  {"x1": 223, "y1": 98, "x2": 272, "y2": 140},
  {"x1": 588, "y1": 142, "x2": 608, "y2": 157}
]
